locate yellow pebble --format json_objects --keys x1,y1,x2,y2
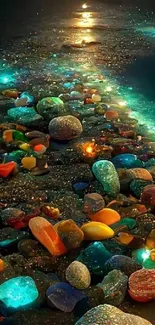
[
  {"x1": 19, "y1": 143, "x2": 30, "y2": 151},
  {"x1": 81, "y1": 221, "x2": 114, "y2": 240},
  {"x1": 21, "y1": 157, "x2": 36, "y2": 170}
]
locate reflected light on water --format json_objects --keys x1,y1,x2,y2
[
  {"x1": 82, "y1": 12, "x2": 91, "y2": 19},
  {"x1": 82, "y1": 3, "x2": 88, "y2": 9}
]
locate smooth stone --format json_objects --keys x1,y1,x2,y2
[
  {"x1": 141, "y1": 185, "x2": 155, "y2": 206},
  {"x1": 97, "y1": 269, "x2": 128, "y2": 306},
  {"x1": 128, "y1": 168, "x2": 153, "y2": 181},
  {"x1": 92, "y1": 160, "x2": 120, "y2": 197},
  {"x1": 13, "y1": 130, "x2": 28, "y2": 142},
  {"x1": 75, "y1": 304, "x2": 152, "y2": 325},
  {"x1": 83, "y1": 193, "x2": 105, "y2": 214},
  {"x1": 37, "y1": 97, "x2": 67, "y2": 121},
  {"x1": 111, "y1": 218, "x2": 136, "y2": 231},
  {"x1": 7, "y1": 107, "x2": 36, "y2": 120},
  {"x1": 89, "y1": 208, "x2": 120, "y2": 226},
  {"x1": 54, "y1": 220, "x2": 84, "y2": 250},
  {"x1": 66, "y1": 261, "x2": 91, "y2": 289},
  {"x1": 0, "y1": 276, "x2": 38, "y2": 310},
  {"x1": 2, "y1": 150, "x2": 26, "y2": 163},
  {"x1": 49, "y1": 115, "x2": 83, "y2": 140},
  {"x1": 81, "y1": 222, "x2": 114, "y2": 240},
  {"x1": 129, "y1": 269, "x2": 155, "y2": 302},
  {"x1": 104, "y1": 255, "x2": 141, "y2": 276},
  {"x1": 146, "y1": 229, "x2": 155, "y2": 249},
  {"x1": 15, "y1": 97, "x2": 29, "y2": 107},
  {"x1": 46, "y1": 282, "x2": 86, "y2": 312},
  {"x1": 0, "y1": 162, "x2": 17, "y2": 178},
  {"x1": 112, "y1": 154, "x2": 139, "y2": 169},
  {"x1": 130, "y1": 179, "x2": 153, "y2": 198},
  {"x1": 77, "y1": 241, "x2": 112, "y2": 275},
  {"x1": 29, "y1": 217, "x2": 67, "y2": 256},
  {"x1": 25, "y1": 130, "x2": 48, "y2": 139},
  {"x1": 21, "y1": 157, "x2": 37, "y2": 170},
  {"x1": 143, "y1": 257, "x2": 155, "y2": 269},
  {"x1": 20, "y1": 92, "x2": 34, "y2": 105}
]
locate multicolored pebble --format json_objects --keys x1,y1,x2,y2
[
  {"x1": 75, "y1": 304, "x2": 152, "y2": 325},
  {"x1": 81, "y1": 221, "x2": 114, "y2": 240},
  {"x1": 83, "y1": 193, "x2": 105, "y2": 214},
  {"x1": 54, "y1": 219, "x2": 84, "y2": 250},
  {"x1": 128, "y1": 168, "x2": 153, "y2": 181},
  {"x1": 21, "y1": 157, "x2": 37, "y2": 170},
  {"x1": 66, "y1": 261, "x2": 91, "y2": 289},
  {"x1": 92, "y1": 160, "x2": 120, "y2": 197},
  {"x1": 97, "y1": 269, "x2": 128, "y2": 306},
  {"x1": 129, "y1": 269, "x2": 155, "y2": 302}
]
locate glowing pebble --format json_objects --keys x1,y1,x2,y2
[{"x1": 0, "y1": 276, "x2": 38, "y2": 309}]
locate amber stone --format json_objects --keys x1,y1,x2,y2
[
  {"x1": 81, "y1": 222, "x2": 114, "y2": 240},
  {"x1": 54, "y1": 219, "x2": 84, "y2": 250},
  {"x1": 89, "y1": 208, "x2": 120, "y2": 226}
]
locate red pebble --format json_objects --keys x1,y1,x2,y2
[
  {"x1": 0, "y1": 162, "x2": 17, "y2": 177},
  {"x1": 129, "y1": 269, "x2": 155, "y2": 302}
]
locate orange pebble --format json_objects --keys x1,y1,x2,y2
[
  {"x1": 89, "y1": 208, "x2": 121, "y2": 226},
  {"x1": 29, "y1": 217, "x2": 67, "y2": 256},
  {"x1": 34, "y1": 144, "x2": 47, "y2": 153},
  {"x1": 105, "y1": 110, "x2": 119, "y2": 120},
  {"x1": 3, "y1": 129, "x2": 13, "y2": 142},
  {"x1": 118, "y1": 232, "x2": 134, "y2": 245},
  {"x1": 0, "y1": 259, "x2": 4, "y2": 272},
  {"x1": 0, "y1": 162, "x2": 17, "y2": 177}
]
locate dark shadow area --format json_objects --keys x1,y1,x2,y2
[{"x1": 119, "y1": 55, "x2": 155, "y2": 101}]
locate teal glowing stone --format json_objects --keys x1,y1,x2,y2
[
  {"x1": 0, "y1": 276, "x2": 38, "y2": 310},
  {"x1": 92, "y1": 160, "x2": 120, "y2": 197}
]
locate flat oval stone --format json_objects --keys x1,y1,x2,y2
[
  {"x1": 49, "y1": 115, "x2": 83, "y2": 140},
  {"x1": 112, "y1": 153, "x2": 139, "y2": 169},
  {"x1": 7, "y1": 107, "x2": 36, "y2": 120},
  {"x1": 0, "y1": 276, "x2": 38, "y2": 310},
  {"x1": 89, "y1": 208, "x2": 120, "y2": 226},
  {"x1": 128, "y1": 168, "x2": 153, "y2": 181},
  {"x1": 46, "y1": 282, "x2": 86, "y2": 312},
  {"x1": 97, "y1": 269, "x2": 128, "y2": 306},
  {"x1": 77, "y1": 241, "x2": 112, "y2": 275},
  {"x1": 81, "y1": 222, "x2": 114, "y2": 240},
  {"x1": 92, "y1": 160, "x2": 120, "y2": 197},
  {"x1": 75, "y1": 304, "x2": 152, "y2": 325},
  {"x1": 129, "y1": 269, "x2": 155, "y2": 302},
  {"x1": 104, "y1": 255, "x2": 141, "y2": 276},
  {"x1": 66, "y1": 261, "x2": 91, "y2": 289}
]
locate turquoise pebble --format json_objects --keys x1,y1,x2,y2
[
  {"x1": 77, "y1": 241, "x2": 112, "y2": 275},
  {"x1": 0, "y1": 276, "x2": 38, "y2": 310},
  {"x1": 92, "y1": 160, "x2": 120, "y2": 197},
  {"x1": 7, "y1": 107, "x2": 36, "y2": 120},
  {"x1": 111, "y1": 218, "x2": 136, "y2": 230}
]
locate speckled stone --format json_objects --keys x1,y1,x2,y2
[
  {"x1": 37, "y1": 97, "x2": 68, "y2": 121},
  {"x1": 129, "y1": 269, "x2": 155, "y2": 302},
  {"x1": 7, "y1": 107, "x2": 36, "y2": 120},
  {"x1": 97, "y1": 270, "x2": 128, "y2": 306},
  {"x1": 92, "y1": 160, "x2": 120, "y2": 197},
  {"x1": 49, "y1": 115, "x2": 83, "y2": 140},
  {"x1": 66, "y1": 261, "x2": 91, "y2": 289},
  {"x1": 75, "y1": 304, "x2": 152, "y2": 325},
  {"x1": 130, "y1": 179, "x2": 153, "y2": 198},
  {"x1": 128, "y1": 168, "x2": 153, "y2": 181},
  {"x1": 83, "y1": 193, "x2": 105, "y2": 214},
  {"x1": 104, "y1": 255, "x2": 141, "y2": 276}
]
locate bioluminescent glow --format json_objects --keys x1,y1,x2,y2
[
  {"x1": 105, "y1": 86, "x2": 112, "y2": 92},
  {"x1": 0, "y1": 74, "x2": 15, "y2": 85},
  {"x1": 82, "y1": 3, "x2": 88, "y2": 9}
]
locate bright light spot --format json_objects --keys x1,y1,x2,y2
[
  {"x1": 118, "y1": 101, "x2": 127, "y2": 107},
  {"x1": 106, "y1": 86, "x2": 112, "y2": 92},
  {"x1": 82, "y1": 12, "x2": 91, "y2": 19},
  {"x1": 82, "y1": 3, "x2": 88, "y2": 9},
  {"x1": 86, "y1": 145, "x2": 93, "y2": 154},
  {"x1": 141, "y1": 249, "x2": 150, "y2": 261},
  {"x1": 3, "y1": 77, "x2": 9, "y2": 83}
]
